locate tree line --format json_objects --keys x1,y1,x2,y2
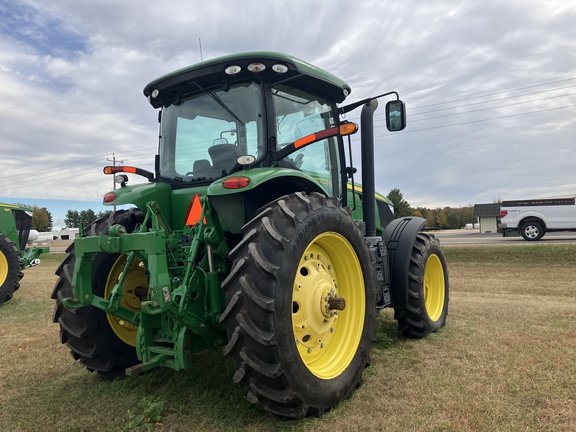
[
  {"x1": 29, "y1": 189, "x2": 472, "y2": 232},
  {"x1": 26, "y1": 207, "x2": 111, "y2": 232},
  {"x1": 64, "y1": 209, "x2": 112, "y2": 229},
  {"x1": 387, "y1": 188, "x2": 475, "y2": 230}
]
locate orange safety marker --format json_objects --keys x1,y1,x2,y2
[{"x1": 185, "y1": 194, "x2": 205, "y2": 226}]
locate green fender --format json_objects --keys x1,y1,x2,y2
[
  {"x1": 207, "y1": 167, "x2": 325, "y2": 196},
  {"x1": 207, "y1": 168, "x2": 327, "y2": 234},
  {"x1": 102, "y1": 182, "x2": 172, "y2": 210}
]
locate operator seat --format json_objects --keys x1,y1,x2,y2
[
  {"x1": 193, "y1": 159, "x2": 212, "y2": 180},
  {"x1": 209, "y1": 144, "x2": 240, "y2": 176}
]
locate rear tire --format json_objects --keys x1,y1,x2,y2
[
  {"x1": 520, "y1": 221, "x2": 544, "y2": 241},
  {"x1": 220, "y1": 192, "x2": 376, "y2": 418},
  {"x1": 51, "y1": 209, "x2": 144, "y2": 377},
  {"x1": 395, "y1": 232, "x2": 449, "y2": 338},
  {"x1": 0, "y1": 234, "x2": 23, "y2": 305}
]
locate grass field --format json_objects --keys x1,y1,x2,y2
[{"x1": 0, "y1": 245, "x2": 575, "y2": 431}]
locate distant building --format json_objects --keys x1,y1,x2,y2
[
  {"x1": 59, "y1": 228, "x2": 80, "y2": 240},
  {"x1": 473, "y1": 203, "x2": 501, "y2": 233}
]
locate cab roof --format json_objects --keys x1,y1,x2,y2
[{"x1": 143, "y1": 51, "x2": 352, "y2": 108}]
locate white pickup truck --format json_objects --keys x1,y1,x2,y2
[{"x1": 499, "y1": 195, "x2": 576, "y2": 241}]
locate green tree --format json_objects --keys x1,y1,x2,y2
[
  {"x1": 97, "y1": 210, "x2": 112, "y2": 219},
  {"x1": 32, "y1": 206, "x2": 52, "y2": 231},
  {"x1": 64, "y1": 210, "x2": 80, "y2": 228},
  {"x1": 425, "y1": 210, "x2": 436, "y2": 227},
  {"x1": 436, "y1": 208, "x2": 447, "y2": 228},
  {"x1": 65, "y1": 208, "x2": 105, "y2": 228},
  {"x1": 80, "y1": 209, "x2": 97, "y2": 226},
  {"x1": 387, "y1": 188, "x2": 413, "y2": 218},
  {"x1": 446, "y1": 209, "x2": 460, "y2": 229}
]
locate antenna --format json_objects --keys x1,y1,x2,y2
[{"x1": 199, "y1": 38, "x2": 203, "y2": 61}]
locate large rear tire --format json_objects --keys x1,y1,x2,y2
[
  {"x1": 395, "y1": 232, "x2": 449, "y2": 338},
  {"x1": 51, "y1": 209, "x2": 145, "y2": 377},
  {"x1": 0, "y1": 234, "x2": 24, "y2": 305},
  {"x1": 220, "y1": 192, "x2": 376, "y2": 418}
]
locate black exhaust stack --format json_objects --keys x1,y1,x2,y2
[{"x1": 360, "y1": 99, "x2": 378, "y2": 237}]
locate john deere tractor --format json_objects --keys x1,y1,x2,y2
[
  {"x1": 52, "y1": 52, "x2": 449, "y2": 418},
  {"x1": 1, "y1": 203, "x2": 47, "y2": 304}
]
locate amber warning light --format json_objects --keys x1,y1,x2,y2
[{"x1": 103, "y1": 165, "x2": 154, "y2": 181}]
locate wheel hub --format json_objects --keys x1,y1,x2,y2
[
  {"x1": 293, "y1": 250, "x2": 339, "y2": 354},
  {"x1": 105, "y1": 255, "x2": 147, "y2": 346}
]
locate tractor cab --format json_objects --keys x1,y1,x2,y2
[{"x1": 143, "y1": 52, "x2": 404, "y2": 204}]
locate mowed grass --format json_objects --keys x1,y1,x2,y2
[{"x1": 0, "y1": 246, "x2": 575, "y2": 431}]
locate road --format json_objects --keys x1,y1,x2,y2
[
  {"x1": 433, "y1": 229, "x2": 576, "y2": 246},
  {"x1": 41, "y1": 230, "x2": 576, "y2": 252}
]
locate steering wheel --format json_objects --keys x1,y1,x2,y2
[{"x1": 293, "y1": 153, "x2": 304, "y2": 169}]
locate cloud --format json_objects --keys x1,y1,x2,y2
[{"x1": 0, "y1": 0, "x2": 575, "y2": 212}]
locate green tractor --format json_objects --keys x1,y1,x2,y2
[
  {"x1": 1, "y1": 203, "x2": 48, "y2": 304},
  {"x1": 52, "y1": 52, "x2": 449, "y2": 418}
]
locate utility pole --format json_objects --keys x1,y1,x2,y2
[{"x1": 107, "y1": 153, "x2": 124, "y2": 212}]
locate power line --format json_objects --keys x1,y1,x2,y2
[
  {"x1": 4, "y1": 147, "x2": 156, "y2": 185},
  {"x1": 344, "y1": 83, "x2": 576, "y2": 126},
  {"x1": 409, "y1": 92, "x2": 576, "y2": 123},
  {"x1": 380, "y1": 104, "x2": 576, "y2": 135},
  {"x1": 409, "y1": 77, "x2": 576, "y2": 110},
  {"x1": 341, "y1": 82, "x2": 576, "y2": 136},
  {"x1": 410, "y1": 85, "x2": 576, "y2": 116}
]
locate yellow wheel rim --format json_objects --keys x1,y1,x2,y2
[
  {"x1": 423, "y1": 253, "x2": 445, "y2": 322},
  {"x1": 0, "y1": 251, "x2": 8, "y2": 286},
  {"x1": 292, "y1": 232, "x2": 365, "y2": 380},
  {"x1": 104, "y1": 255, "x2": 147, "y2": 347}
]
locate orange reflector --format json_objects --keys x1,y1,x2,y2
[
  {"x1": 222, "y1": 176, "x2": 250, "y2": 189},
  {"x1": 103, "y1": 192, "x2": 117, "y2": 203},
  {"x1": 293, "y1": 123, "x2": 357, "y2": 149},
  {"x1": 185, "y1": 195, "x2": 204, "y2": 226},
  {"x1": 294, "y1": 134, "x2": 317, "y2": 149},
  {"x1": 339, "y1": 122, "x2": 358, "y2": 135}
]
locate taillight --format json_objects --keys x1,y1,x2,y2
[
  {"x1": 222, "y1": 176, "x2": 250, "y2": 189},
  {"x1": 500, "y1": 210, "x2": 508, "y2": 218},
  {"x1": 103, "y1": 192, "x2": 117, "y2": 203}
]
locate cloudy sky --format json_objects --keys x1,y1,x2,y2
[{"x1": 1, "y1": 0, "x2": 575, "y2": 228}]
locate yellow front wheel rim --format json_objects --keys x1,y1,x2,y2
[
  {"x1": 292, "y1": 232, "x2": 365, "y2": 379},
  {"x1": 423, "y1": 253, "x2": 445, "y2": 322},
  {"x1": 104, "y1": 255, "x2": 147, "y2": 346},
  {"x1": 0, "y1": 252, "x2": 8, "y2": 286}
]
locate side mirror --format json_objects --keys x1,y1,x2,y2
[{"x1": 385, "y1": 100, "x2": 406, "y2": 132}]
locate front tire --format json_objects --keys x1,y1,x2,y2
[
  {"x1": 0, "y1": 234, "x2": 23, "y2": 305},
  {"x1": 220, "y1": 192, "x2": 376, "y2": 418},
  {"x1": 395, "y1": 232, "x2": 449, "y2": 338},
  {"x1": 51, "y1": 209, "x2": 144, "y2": 377},
  {"x1": 520, "y1": 221, "x2": 544, "y2": 241}
]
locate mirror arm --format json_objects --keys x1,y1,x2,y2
[{"x1": 339, "y1": 91, "x2": 399, "y2": 115}]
